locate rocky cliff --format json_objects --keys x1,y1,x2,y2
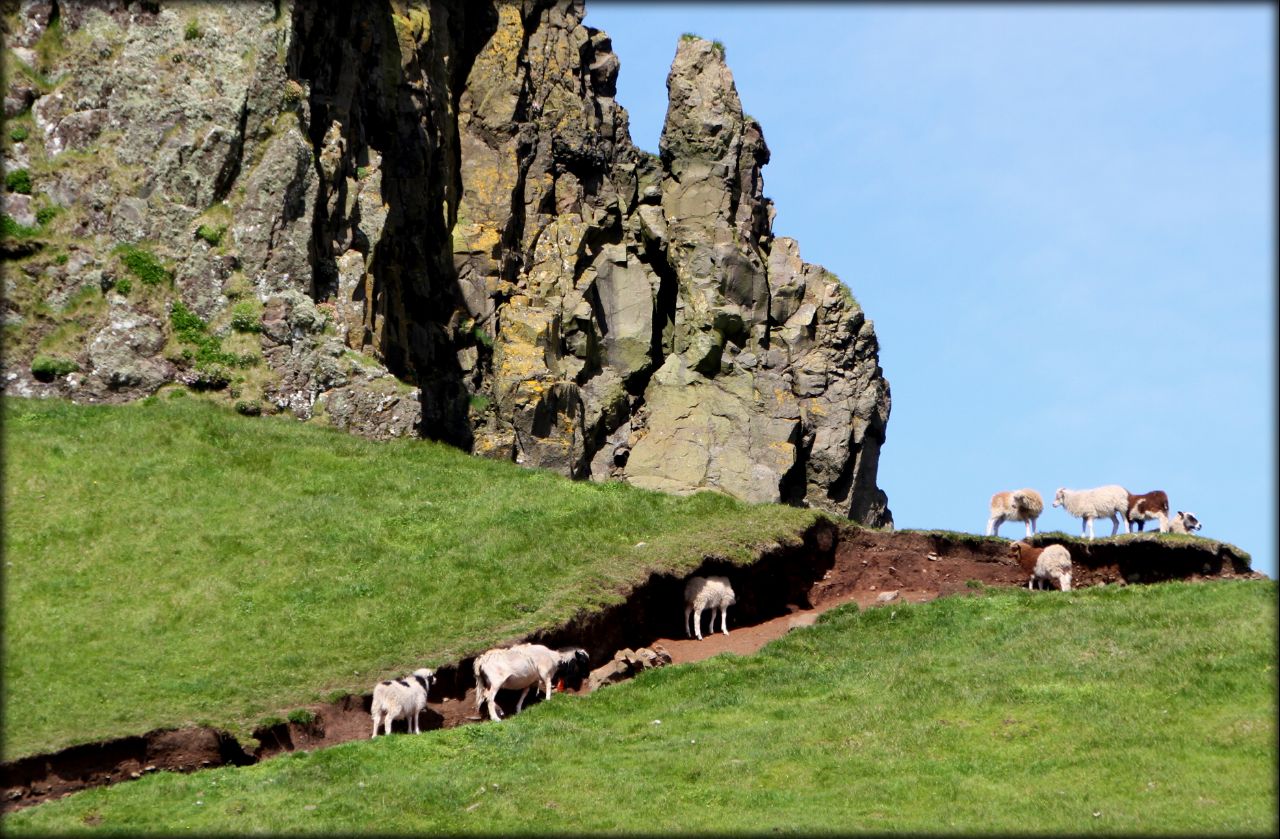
[{"x1": 1, "y1": 0, "x2": 892, "y2": 525}]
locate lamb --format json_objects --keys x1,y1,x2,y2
[
  {"x1": 986, "y1": 488, "x2": 1045, "y2": 538},
  {"x1": 1126, "y1": 489, "x2": 1170, "y2": 533},
  {"x1": 473, "y1": 643, "x2": 590, "y2": 722},
  {"x1": 684, "y1": 575, "x2": 736, "y2": 640},
  {"x1": 1169, "y1": 511, "x2": 1202, "y2": 534},
  {"x1": 1052, "y1": 485, "x2": 1130, "y2": 539},
  {"x1": 370, "y1": 667, "x2": 434, "y2": 738},
  {"x1": 1008, "y1": 541, "x2": 1073, "y2": 591}
]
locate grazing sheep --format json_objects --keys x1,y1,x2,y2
[
  {"x1": 684, "y1": 575, "x2": 736, "y2": 640},
  {"x1": 1169, "y1": 511, "x2": 1202, "y2": 534},
  {"x1": 1007, "y1": 541, "x2": 1073, "y2": 591},
  {"x1": 986, "y1": 488, "x2": 1045, "y2": 538},
  {"x1": 473, "y1": 643, "x2": 590, "y2": 722},
  {"x1": 1126, "y1": 490, "x2": 1170, "y2": 533},
  {"x1": 370, "y1": 668, "x2": 434, "y2": 738},
  {"x1": 1052, "y1": 485, "x2": 1130, "y2": 539}
]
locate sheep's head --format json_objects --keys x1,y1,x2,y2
[
  {"x1": 1052, "y1": 488, "x2": 1066, "y2": 508},
  {"x1": 1176, "y1": 511, "x2": 1202, "y2": 532},
  {"x1": 1007, "y1": 541, "x2": 1028, "y2": 560},
  {"x1": 1055, "y1": 571, "x2": 1073, "y2": 591}
]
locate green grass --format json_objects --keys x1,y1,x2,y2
[
  {"x1": 1, "y1": 396, "x2": 818, "y2": 759},
  {"x1": 5, "y1": 580, "x2": 1274, "y2": 834},
  {"x1": 112, "y1": 243, "x2": 171, "y2": 287}
]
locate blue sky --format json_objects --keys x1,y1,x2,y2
[{"x1": 584, "y1": 3, "x2": 1276, "y2": 578}]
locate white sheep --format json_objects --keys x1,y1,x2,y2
[
  {"x1": 370, "y1": 667, "x2": 434, "y2": 737},
  {"x1": 473, "y1": 643, "x2": 589, "y2": 722},
  {"x1": 684, "y1": 575, "x2": 736, "y2": 640},
  {"x1": 1169, "y1": 511, "x2": 1202, "y2": 534},
  {"x1": 986, "y1": 488, "x2": 1044, "y2": 538},
  {"x1": 1052, "y1": 485, "x2": 1130, "y2": 539},
  {"x1": 1007, "y1": 541, "x2": 1073, "y2": 591}
]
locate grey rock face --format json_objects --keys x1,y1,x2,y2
[{"x1": 1, "y1": 0, "x2": 892, "y2": 525}]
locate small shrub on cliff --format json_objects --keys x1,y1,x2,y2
[
  {"x1": 9, "y1": 125, "x2": 29, "y2": 143},
  {"x1": 183, "y1": 19, "x2": 202, "y2": 41},
  {"x1": 169, "y1": 300, "x2": 210, "y2": 341},
  {"x1": 6, "y1": 169, "x2": 32, "y2": 194},
  {"x1": 35, "y1": 205, "x2": 61, "y2": 227},
  {"x1": 229, "y1": 300, "x2": 262, "y2": 333},
  {"x1": 113, "y1": 278, "x2": 132, "y2": 296},
  {"x1": 196, "y1": 223, "x2": 226, "y2": 246},
  {"x1": 114, "y1": 243, "x2": 171, "y2": 287}
]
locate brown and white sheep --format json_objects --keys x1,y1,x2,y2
[
  {"x1": 473, "y1": 644, "x2": 589, "y2": 722},
  {"x1": 684, "y1": 575, "x2": 736, "y2": 640},
  {"x1": 986, "y1": 488, "x2": 1045, "y2": 538},
  {"x1": 1169, "y1": 511, "x2": 1202, "y2": 534},
  {"x1": 1008, "y1": 541, "x2": 1073, "y2": 591},
  {"x1": 1126, "y1": 490, "x2": 1170, "y2": 533},
  {"x1": 1053, "y1": 485, "x2": 1130, "y2": 539},
  {"x1": 370, "y1": 668, "x2": 434, "y2": 737}
]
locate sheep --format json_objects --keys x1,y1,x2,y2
[
  {"x1": 684, "y1": 575, "x2": 736, "y2": 640},
  {"x1": 370, "y1": 667, "x2": 434, "y2": 738},
  {"x1": 1169, "y1": 511, "x2": 1202, "y2": 534},
  {"x1": 1008, "y1": 541, "x2": 1073, "y2": 591},
  {"x1": 1052, "y1": 485, "x2": 1130, "y2": 539},
  {"x1": 473, "y1": 643, "x2": 590, "y2": 722},
  {"x1": 986, "y1": 488, "x2": 1044, "y2": 538},
  {"x1": 1126, "y1": 489, "x2": 1170, "y2": 533}
]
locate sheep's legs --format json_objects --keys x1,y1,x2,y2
[
  {"x1": 692, "y1": 607, "x2": 705, "y2": 640},
  {"x1": 986, "y1": 516, "x2": 1001, "y2": 537},
  {"x1": 1083, "y1": 517, "x2": 1093, "y2": 539},
  {"x1": 719, "y1": 606, "x2": 729, "y2": 635},
  {"x1": 489, "y1": 689, "x2": 504, "y2": 722},
  {"x1": 370, "y1": 713, "x2": 381, "y2": 738},
  {"x1": 515, "y1": 686, "x2": 530, "y2": 715},
  {"x1": 684, "y1": 606, "x2": 693, "y2": 638},
  {"x1": 384, "y1": 716, "x2": 394, "y2": 736},
  {"x1": 1027, "y1": 519, "x2": 1037, "y2": 537}
]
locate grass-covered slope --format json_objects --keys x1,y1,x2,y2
[
  {"x1": 6, "y1": 580, "x2": 1275, "y2": 834},
  {"x1": 1, "y1": 396, "x2": 818, "y2": 759}
]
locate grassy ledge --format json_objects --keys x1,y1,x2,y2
[
  {"x1": 1, "y1": 396, "x2": 818, "y2": 759},
  {"x1": 4, "y1": 580, "x2": 1274, "y2": 833}
]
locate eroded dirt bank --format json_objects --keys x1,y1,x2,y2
[{"x1": 2, "y1": 525, "x2": 1259, "y2": 812}]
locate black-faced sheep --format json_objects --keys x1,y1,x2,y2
[
  {"x1": 684, "y1": 575, "x2": 736, "y2": 640},
  {"x1": 1052, "y1": 485, "x2": 1130, "y2": 539},
  {"x1": 370, "y1": 668, "x2": 434, "y2": 737},
  {"x1": 473, "y1": 644, "x2": 589, "y2": 723},
  {"x1": 1008, "y1": 541, "x2": 1073, "y2": 591},
  {"x1": 986, "y1": 488, "x2": 1045, "y2": 538},
  {"x1": 1169, "y1": 511, "x2": 1202, "y2": 534},
  {"x1": 1126, "y1": 489, "x2": 1170, "y2": 532}
]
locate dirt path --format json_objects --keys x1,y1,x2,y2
[{"x1": 1, "y1": 525, "x2": 1258, "y2": 812}]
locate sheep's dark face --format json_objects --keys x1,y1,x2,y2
[{"x1": 558, "y1": 649, "x2": 590, "y2": 688}]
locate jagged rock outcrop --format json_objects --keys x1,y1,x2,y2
[{"x1": 1, "y1": 0, "x2": 891, "y2": 524}]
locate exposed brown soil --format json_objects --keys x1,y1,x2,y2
[{"x1": 1, "y1": 524, "x2": 1259, "y2": 812}]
